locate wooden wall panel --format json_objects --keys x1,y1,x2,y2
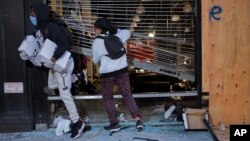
[
  {"x1": 202, "y1": 0, "x2": 250, "y2": 126},
  {"x1": 202, "y1": 0, "x2": 211, "y2": 92}
]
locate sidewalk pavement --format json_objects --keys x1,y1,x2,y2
[{"x1": 0, "y1": 121, "x2": 213, "y2": 141}]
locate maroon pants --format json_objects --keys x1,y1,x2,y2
[{"x1": 100, "y1": 72, "x2": 141, "y2": 123}]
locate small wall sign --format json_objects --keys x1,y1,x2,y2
[{"x1": 4, "y1": 82, "x2": 24, "y2": 93}]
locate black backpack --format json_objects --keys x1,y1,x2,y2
[
  {"x1": 96, "y1": 35, "x2": 126, "y2": 59},
  {"x1": 49, "y1": 18, "x2": 73, "y2": 44}
]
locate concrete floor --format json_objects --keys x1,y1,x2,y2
[{"x1": 0, "y1": 98, "x2": 215, "y2": 141}]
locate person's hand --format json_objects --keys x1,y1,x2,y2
[{"x1": 51, "y1": 57, "x2": 56, "y2": 63}]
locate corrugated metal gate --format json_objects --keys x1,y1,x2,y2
[
  {"x1": 45, "y1": 0, "x2": 199, "y2": 100},
  {"x1": 47, "y1": 0, "x2": 196, "y2": 81}
]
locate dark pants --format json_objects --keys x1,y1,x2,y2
[{"x1": 100, "y1": 72, "x2": 141, "y2": 123}]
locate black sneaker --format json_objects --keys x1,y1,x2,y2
[
  {"x1": 104, "y1": 122, "x2": 121, "y2": 132},
  {"x1": 70, "y1": 120, "x2": 85, "y2": 139},
  {"x1": 136, "y1": 120, "x2": 144, "y2": 132}
]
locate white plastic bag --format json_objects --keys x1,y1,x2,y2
[
  {"x1": 164, "y1": 105, "x2": 176, "y2": 119},
  {"x1": 55, "y1": 119, "x2": 71, "y2": 136},
  {"x1": 53, "y1": 116, "x2": 71, "y2": 136}
]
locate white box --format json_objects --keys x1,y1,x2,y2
[
  {"x1": 29, "y1": 55, "x2": 43, "y2": 66},
  {"x1": 37, "y1": 39, "x2": 57, "y2": 68},
  {"x1": 18, "y1": 35, "x2": 42, "y2": 66},
  {"x1": 37, "y1": 39, "x2": 73, "y2": 73},
  {"x1": 53, "y1": 51, "x2": 72, "y2": 73},
  {"x1": 18, "y1": 35, "x2": 40, "y2": 56}
]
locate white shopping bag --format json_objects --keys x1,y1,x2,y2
[
  {"x1": 53, "y1": 51, "x2": 72, "y2": 73},
  {"x1": 37, "y1": 39, "x2": 57, "y2": 68},
  {"x1": 18, "y1": 35, "x2": 42, "y2": 66}
]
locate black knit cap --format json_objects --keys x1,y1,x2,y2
[{"x1": 94, "y1": 17, "x2": 117, "y2": 34}]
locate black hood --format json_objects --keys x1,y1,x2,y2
[
  {"x1": 94, "y1": 17, "x2": 117, "y2": 34},
  {"x1": 31, "y1": 3, "x2": 50, "y2": 24}
]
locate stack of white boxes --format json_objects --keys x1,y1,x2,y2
[
  {"x1": 37, "y1": 39, "x2": 73, "y2": 73},
  {"x1": 18, "y1": 36, "x2": 73, "y2": 73}
]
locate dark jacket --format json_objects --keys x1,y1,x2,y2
[{"x1": 32, "y1": 3, "x2": 70, "y2": 60}]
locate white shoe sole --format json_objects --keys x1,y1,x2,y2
[
  {"x1": 105, "y1": 128, "x2": 121, "y2": 132},
  {"x1": 136, "y1": 125, "x2": 143, "y2": 132}
]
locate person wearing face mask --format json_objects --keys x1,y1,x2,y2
[
  {"x1": 92, "y1": 17, "x2": 144, "y2": 132},
  {"x1": 29, "y1": 3, "x2": 85, "y2": 139}
]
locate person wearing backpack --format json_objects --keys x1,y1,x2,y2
[
  {"x1": 92, "y1": 17, "x2": 144, "y2": 132},
  {"x1": 29, "y1": 3, "x2": 85, "y2": 139}
]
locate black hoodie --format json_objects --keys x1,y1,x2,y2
[{"x1": 31, "y1": 3, "x2": 70, "y2": 60}]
